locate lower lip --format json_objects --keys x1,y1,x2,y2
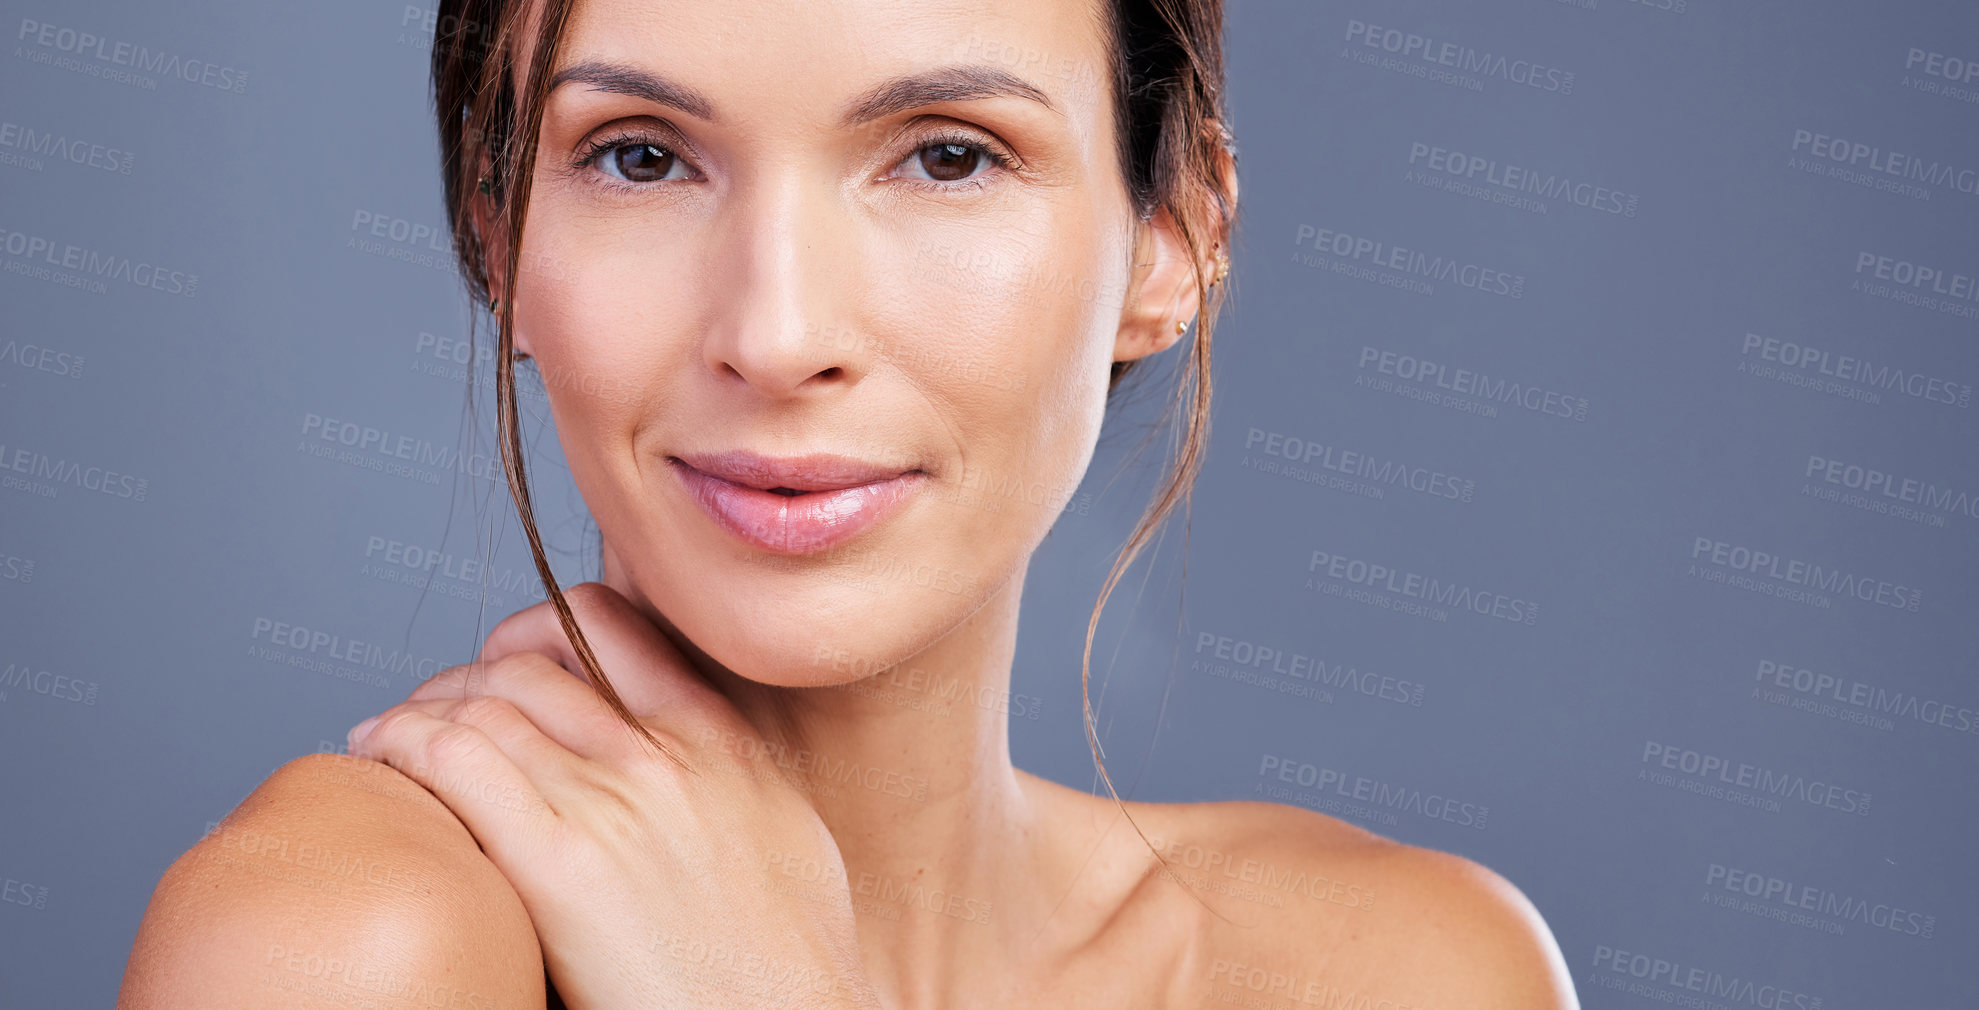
[{"x1": 670, "y1": 461, "x2": 926, "y2": 555}]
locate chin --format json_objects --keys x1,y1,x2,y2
[{"x1": 622, "y1": 541, "x2": 999, "y2": 691}]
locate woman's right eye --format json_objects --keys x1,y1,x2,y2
[{"x1": 588, "y1": 140, "x2": 694, "y2": 184}]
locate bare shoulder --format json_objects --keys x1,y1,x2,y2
[
  {"x1": 118, "y1": 752, "x2": 543, "y2": 1009},
  {"x1": 1122, "y1": 798, "x2": 1579, "y2": 1010}
]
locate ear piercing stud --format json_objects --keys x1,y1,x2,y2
[{"x1": 490, "y1": 298, "x2": 529, "y2": 361}]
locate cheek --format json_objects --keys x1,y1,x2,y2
[
  {"x1": 508, "y1": 225, "x2": 671, "y2": 509},
  {"x1": 893, "y1": 214, "x2": 1120, "y2": 509}
]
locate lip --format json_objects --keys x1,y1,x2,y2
[{"x1": 669, "y1": 451, "x2": 926, "y2": 555}]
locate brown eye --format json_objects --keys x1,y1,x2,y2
[
  {"x1": 915, "y1": 142, "x2": 984, "y2": 182},
  {"x1": 599, "y1": 142, "x2": 686, "y2": 183}
]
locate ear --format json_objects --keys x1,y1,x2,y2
[
  {"x1": 469, "y1": 176, "x2": 530, "y2": 357},
  {"x1": 1113, "y1": 137, "x2": 1239, "y2": 366},
  {"x1": 1113, "y1": 207, "x2": 1200, "y2": 365}
]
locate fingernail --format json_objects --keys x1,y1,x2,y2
[{"x1": 347, "y1": 715, "x2": 381, "y2": 750}]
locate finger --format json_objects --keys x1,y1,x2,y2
[
  {"x1": 481, "y1": 581, "x2": 731, "y2": 723},
  {"x1": 405, "y1": 653, "x2": 638, "y2": 762},
  {"x1": 345, "y1": 706, "x2": 556, "y2": 871},
  {"x1": 354, "y1": 692, "x2": 581, "y2": 782}
]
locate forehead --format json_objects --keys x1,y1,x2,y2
[{"x1": 535, "y1": 0, "x2": 1114, "y2": 120}]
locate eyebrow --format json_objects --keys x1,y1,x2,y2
[
  {"x1": 841, "y1": 65, "x2": 1059, "y2": 126},
  {"x1": 546, "y1": 60, "x2": 1058, "y2": 126},
  {"x1": 550, "y1": 60, "x2": 717, "y2": 120}
]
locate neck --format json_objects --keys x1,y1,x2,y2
[{"x1": 600, "y1": 548, "x2": 1079, "y2": 1006}]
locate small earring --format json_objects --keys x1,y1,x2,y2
[
  {"x1": 490, "y1": 298, "x2": 500, "y2": 313},
  {"x1": 477, "y1": 175, "x2": 493, "y2": 195},
  {"x1": 1175, "y1": 320, "x2": 1188, "y2": 335},
  {"x1": 1214, "y1": 254, "x2": 1231, "y2": 285}
]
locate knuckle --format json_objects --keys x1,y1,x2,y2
[
  {"x1": 563, "y1": 581, "x2": 612, "y2": 609},
  {"x1": 415, "y1": 663, "x2": 473, "y2": 697},
  {"x1": 487, "y1": 602, "x2": 541, "y2": 641},
  {"x1": 420, "y1": 720, "x2": 487, "y2": 768},
  {"x1": 370, "y1": 707, "x2": 421, "y2": 741},
  {"x1": 483, "y1": 598, "x2": 555, "y2": 653},
  {"x1": 565, "y1": 581, "x2": 634, "y2": 624},
  {"x1": 500, "y1": 649, "x2": 568, "y2": 681},
  {"x1": 449, "y1": 693, "x2": 518, "y2": 726}
]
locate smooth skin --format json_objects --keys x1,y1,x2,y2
[{"x1": 119, "y1": 0, "x2": 1578, "y2": 1007}]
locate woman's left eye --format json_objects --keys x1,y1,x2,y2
[{"x1": 894, "y1": 139, "x2": 1005, "y2": 185}]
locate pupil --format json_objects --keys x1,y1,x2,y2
[
  {"x1": 919, "y1": 142, "x2": 979, "y2": 182},
  {"x1": 614, "y1": 144, "x2": 671, "y2": 181}
]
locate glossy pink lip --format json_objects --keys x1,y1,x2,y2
[{"x1": 669, "y1": 451, "x2": 926, "y2": 555}]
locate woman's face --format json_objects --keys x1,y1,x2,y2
[{"x1": 499, "y1": 0, "x2": 1196, "y2": 686}]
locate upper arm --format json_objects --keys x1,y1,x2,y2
[{"x1": 117, "y1": 753, "x2": 545, "y2": 1010}]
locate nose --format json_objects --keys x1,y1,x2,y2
[{"x1": 699, "y1": 173, "x2": 871, "y2": 400}]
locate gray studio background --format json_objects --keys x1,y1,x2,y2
[{"x1": 4, "y1": 0, "x2": 1977, "y2": 1005}]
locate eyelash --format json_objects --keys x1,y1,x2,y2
[{"x1": 569, "y1": 128, "x2": 1019, "y2": 193}]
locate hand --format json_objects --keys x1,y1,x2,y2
[{"x1": 345, "y1": 582, "x2": 883, "y2": 1010}]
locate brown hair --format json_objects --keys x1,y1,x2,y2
[{"x1": 430, "y1": 0, "x2": 1238, "y2": 792}]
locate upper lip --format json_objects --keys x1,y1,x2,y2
[{"x1": 671, "y1": 450, "x2": 922, "y2": 492}]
